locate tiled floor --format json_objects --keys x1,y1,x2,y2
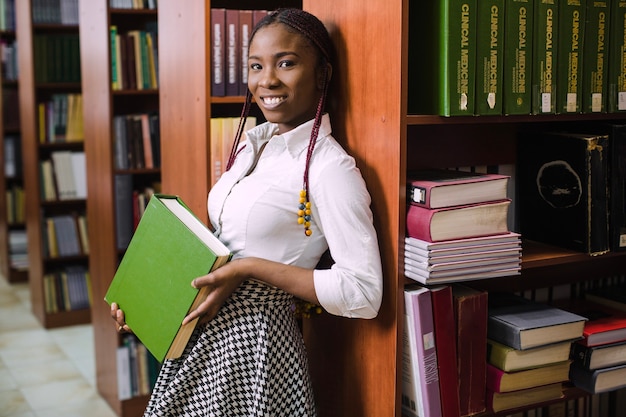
[{"x1": 0, "y1": 273, "x2": 118, "y2": 417}]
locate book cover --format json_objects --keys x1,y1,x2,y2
[
  {"x1": 210, "y1": 8, "x2": 226, "y2": 97},
  {"x1": 487, "y1": 292, "x2": 586, "y2": 350},
  {"x1": 406, "y1": 199, "x2": 511, "y2": 242},
  {"x1": 569, "y1": 362, "x2": 626, "y2": 393},
  {"x1": 409, "y1": 0, "x2": 477, "y2": 115},
  {"x1": 407, "y1": 169, "x2": 509, "y2": 209},
  {"x1": 486, "y1": 383, "x2": 563, "y2": 413},
  {"x1": 239, "y1": 9, "x2": 253, "y2": 96},
  {"x1": 225, "y1": 9, "x2": 240, "y2": 96},
  {"x1": 556, "y1": 0, "x2": 586, "y2": 114},
  {"x1": 404, "y1": 232, "x2": 521, "y2": 254},
  {"x1": 105, "y1": 194, "x2": 231, "y2": 362},
  {"x1": 476, "y1": 0, "x2": 505, "y2": 114},
  {"x1": 487, "y1": 338, "x2": 572, "y2": 372},
  {"x1": 582, "y1": 0, "x2": 610, "y2": 113},
  {"x1": 485, "y1": 360, "x2": 571, "y2": 393},
  {"x1": 608, "y1": 0, "x2": 626, "y2": 112},
  {"x1": 503, "y1": 0, "x2": 533, "y2": 115},
  {"x1": 452, "y1": 284, "x2": 488, "y2": 416},
  {"x1": 402, "y1": 285, "x2": 442, "y2": 417},
  {"x1": 517, "y1": 131, "x2": 610, "y2": 255},
  {"x1": 532, "y1": 0, "x2": 559, "y2": 114},
  {"x1": 571, "y1": 340, "x2": 626, "y2": 371},
  {"x1": 430, "y1": 286, "x2": 461, "y2": 417}
]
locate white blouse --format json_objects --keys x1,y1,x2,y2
[{"x1": 208, "y1": 114, "x2": 383, "y2": 319}]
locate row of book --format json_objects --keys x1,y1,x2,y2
[
  {"x1": 5, "y1": 184, "x2": 24, "y2": 224},
  {"x1": 0, "y1": 39, "x2": 17, "y2": 82},
  {"x1": 210, "y1": 8, "x2": 269, "y2": 97},
  {"x1": 40, "y1": 150, "x2": 86, "y2": 201},
  {"x1": 210, "y1": 116, "x2": 257, "y2": 185},
  {"x1": 110, "y1": 24, "x2": 159, "y2": 91},
  {"x1": 43, "y1": 213, "x2": 89, "y2": 259},
  {"x1": 113, "y1": 112, "x2": 161, "y2": 170},
  {"x1": 117, "y1": 334, "x2": 161, "y2": 400},
  {"x1": 110, "y1": 0, "x2": 157, "y2": 9},
  {"x1": 43, "y1": 265, "x2": 91, "y2": 313},
  {"x1": 404, "y1": 168, "x2": 521, "y2": 285},
  {"x1": 32, "y1": 0, "x2": 78, "y2": 25},
  {"x1": 0, "y1": 0, "x2": 14, "y2": 31},
  {"x1": 114, "y1": 176, "x2": 161, "y2": 250},
  {"x1": 38, "y1": 93, "x2": 84, "y2": 143},
  {"x1": 410, "y1": 0, "x2": 626, "y2": 116},
  {"x1": 33, "y1": 33, "x2": 80, "y2": 83},
  {"x1": 8, "y1": 229, "x2": 27, "y2": 271}
]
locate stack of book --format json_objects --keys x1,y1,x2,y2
[
  {"x1": 404, "y1": 169, "x2": 521, "y2": 285},
  {"x1": 485, "y1": 293, "x2": 587, "y2": 413}
]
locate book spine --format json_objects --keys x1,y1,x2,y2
[
  {"x1": 239, "y1": 9, "x2": 253, "y2": 96},
  {"x1": 225, "y1": 9, "x2": 240, "y2": 96},
  {"x1": 476, "y1": 0, "x2": 505, "y2": 115},
  {"x1": 487, "y1": 317, "x2": 523, "y2": 350},
  {"x1": 532, "y1": 0, "x2": 559, "y2": 114},
  {"x1": 485, "y1": 364, "x2": 506, "y2": 393},
  {"x1": 486, "y1": 340, "x2": 512, "y2": 371},
  {"x1": 503, "y1": 0, "x2": 533, "y2": 115},
  {"x1": 608, "y1": 1, "x2": 626, "y2": 111},
  {"x1": 211, "y1": 8, "x2": 226, "y2": 97},
  {"x1": 556, "y1": 0, "x2": 586, "y2": 114},
  {"x1": 587, "y1": 134, "x2": 610, "y2": 254},
  {"x1": 405, "y1": 205, "x2": 435, "y2": 242},
  {"x1": 582, "y1": 1, "x2": 610, "y2": 113},
  {"x1": 610, "y1": 124, "x2": 626, "y2": 251},
  {"x1": 570, "y1": 342, "x2": 594, "y2": 369}
]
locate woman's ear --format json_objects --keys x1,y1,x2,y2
[{"x1": 317, "y1": 63, "x2": 332, "y2": 90}]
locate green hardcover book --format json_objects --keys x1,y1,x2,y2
[
  {"x1": 409, "y1": 0, "x2": 478, "y2": 116},
  {"x1": 104, "y1": 194, "x2": 231, "y2": 362},
  {"x1": 582, "y1": 1, "x2": 610, "y2": 113},
  {"x1": 556, "y1": 0, "x2": 586, "y2": 114},
  {"x1": 532, "y1": 0, "x2": 559, "y2": 114},
  {"x1": 608, "y1": 0, "x2": 626, "y2": 112},
  {"x1": 476, "y1": 0, "x2": 506, "y2": 115},
  {"x1": 503, "y1": 0, "x2": 534, "y2": 115}
]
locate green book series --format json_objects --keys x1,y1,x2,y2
[
  {"x1": 476, "y1": 0, "x2": 505, "y2": 115},
  {"x1": 608, "y1": 0, "x2": 626, "y2": 112},
  {"x1": 503, "y1": 0, "x2": 534, "y2": 115},
  {"x1": 582, "y1": 1, "x2": 610, "y2": 113},
  {"x1": 409, "y1": 0, "x2": 477, "y2": 116},
  {"x1": 556, "y1": 0, "x2": 586, "y2": 114},
  {"x1": 532, "y1": 0, "x2": 559, "y2": 114},
  {"x1": 105, "y1": 194, "x2": 231, "y2": 362}
]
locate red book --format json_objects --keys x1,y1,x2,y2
[
  {"x1": 406, "y1": 199, "x2": 511, "y2": 242},
  {"x1": 430, "y1": 286, "x2": 461, "y2": 417},
  {"x1": 239, "y1": 9, "x2": 253, "y2": 95},
  {"x1": 452, "y1": 285, "x2": 488, "y2": 416},
  {"x1": 408, "y1": 169, "x2": 510, "y2": 209},
  {"x1": 210, "y1": 8, "x2": 226, "y2": 96},
  {"x1": 225, "y1": 9, "x2": 240, "y2": 96},
  {"x1": 556, "y1": 298, "x2": 626, "y2": 347}
]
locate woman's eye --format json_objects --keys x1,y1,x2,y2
[
  {"x1": 278, "y1": 60, "x2": 294, "y2": 68},
  {"x1": 250, "y1": 63, "x2": 261, "y2": 71}
]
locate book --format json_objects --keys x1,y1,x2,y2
[
  {"x1": 487, "y1": 292, "x2": 587, "y2": 350},
  {"x1": 409, "y1": 0, "x2": 477, "y2": 115},
  {"x1": 405, "y1": 232, "x2": 521, "y2": 254},
  {"x1": 407, "y1": 169, "x2": 509, "y2": 209},
  {"x1": 569, "y1": 362, "x2": 626, "y2": 393},
  {"x1": 582, "y1": 0, "x2": 610, "y2": 113},
  {"x1": 571, "y1": 340, "x2": 626, "y2": 371},
  {"x1": 557, "y1": 298, "x2": 626, "y2": 347},
  {"x1": 517, "y1": 131, "x2": 610, "y2": 255},
  {"x1": 429, "y1": 286, "x2": 461, "y2": 417},
  {"x1": 402, "y1": 285, "x2": 442, "y2": 417},
  {"x1": 486, "y1": 360, "x2": 571, "y2": 393},
  {"x1": 608, "y1": 124, "x2": 626, "y2": 251},
  {"x1": 486, "y1": 382, "x2": 564, "y2": 413},
  {"x1": 104, "y1": 194, "x2": 231, "y2": 362},
  {"x1": 405, "y1": 245, "x2": 521, "y2": 265},
  {"x1": 475, "y1": 0, "x2": 505, "y2": 114},
  {"x1": 225, "y1": 9, "x2": 239, "y2": 96},
  {"x1": 608, "y1": 0, "x2": 626, "y2": 112},
  {"x1": 406, "y1": 199, "x2": 511, "y2": 242},
  {"x1": 210, "y1": 8, "x2": 226, "y2": 96},
  {"x1": 503, "y1": 0, "x2": 534, "y2": 115},
  {"x1": 239, "y1": 9, "x2": 253, "y2": 95},
  {"x1": 556, "y1": 0, "x2": 586, "y2": 114},
  {"x1": 532, "y1": 0, "x2": 559, "y2": 114},
  {"x1": 452, "y1": 284, "x2": 488, "y2": 416},
  {"x1": 487, "y1": 338, "x2": 572, "y2": 372}
]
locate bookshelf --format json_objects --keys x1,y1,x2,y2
[
  {"x1": 301, "y1": 2, "x2": 626, "y2": 417},
  {"x1": 79, "y1": 0, "x2": 160, "y2": 415},
  {"x1": 15, "y1": 0, "x2": 90, "y2": 328},
  {"x1": 0, "y1": 2, "x2": 27, "y2": 284}
]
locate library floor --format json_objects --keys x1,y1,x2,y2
[{"x1": 0, "y1": 274, "x2": 118, "y2": 417}]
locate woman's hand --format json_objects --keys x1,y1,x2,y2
[
  {"x1": 182, "y1": 259, "x2": 247, "y2": 325},
  {"x1": 111, "y1": 302, "x2": 132, "y2": 334}
]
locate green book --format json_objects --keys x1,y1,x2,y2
[
  {"x1": 409, "y1": 0, "x2": 478, "y2": 116},
  {"x1": 503, "y1": 0, "x2": 534, "y2": 115},
  {"x1": 556, "y1": 0, "x2": 586, "y2": 114},
  {"x1": 582, "y1": 1, "x2": 610, "y2": 113},
  {"x1": 476, "y1": 0, "x2": 506, "y2": 115},
  {"x1": 532, "y1": 0, "x2": 559, "y2": 114},
  {"x1": 608, "y1": 0, "x2": 626, "y2": 112},
  {"x1": 104, "y1": 194, "x2": 231, "y2": 362}
]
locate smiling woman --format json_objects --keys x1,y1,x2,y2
[{"x1": 112, "y1": 8, "x2": 383, "y2": 417}]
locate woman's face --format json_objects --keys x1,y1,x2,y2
[{"x1": 248, "y1": 23, "x2": 324, "y2": 134}]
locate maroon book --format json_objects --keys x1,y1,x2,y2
[
  {"x1": 225, "y1": 9, "x2": 240, "y2": 96},
  {"x1": 210, "y1": 8, "x2": 226, "y2": 96}
]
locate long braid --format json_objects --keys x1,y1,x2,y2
[{"x1": 225, "y1": 89, "x2": 252, "y2": 171}]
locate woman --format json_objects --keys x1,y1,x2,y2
[{"x1": 113, "y1": 8, "x2": 383, "y2": 416}]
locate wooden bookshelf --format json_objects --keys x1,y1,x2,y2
[{"x1": 15, "y1": 0, "x2": 90, "y2": 328}]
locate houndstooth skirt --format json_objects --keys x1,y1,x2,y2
[{"x1": 143, "y1": 280, "x2": 317, "y2": 417}]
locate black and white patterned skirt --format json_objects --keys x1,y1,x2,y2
[{"x1": 143, "y1": 280, "x2": 317, "y2": 417}]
